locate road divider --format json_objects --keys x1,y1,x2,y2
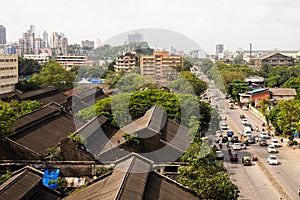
[{"x1": 256, "y1": 156, "x2": 292, "y2": 200}]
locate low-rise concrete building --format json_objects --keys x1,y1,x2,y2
[
  {"x1": 254, "y1": 52, "x2": 294, "y2": 67},
  {"x1": 23, "y1": 53, "x2": 49, "y2": 65},
  {"x1": 57, "y1": 54, "x2": 87, "y2": 70},
  {"x1": 269, "y1": 88, "x2": 297, "y2": 102}
]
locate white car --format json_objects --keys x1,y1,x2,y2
[
  {"x1": 241, "y1": 118, "x2": 248, "y2": 125},
  {"x1": 232, "y1": 143, "x2": 241, "y2": 150},
  {"x1": 271, "y1": 138, "x2": 282, "y2": 147},
  {"x1": 242, "y1": 105, "x2": 248, "y2": 111},
  {"x1": 260, "y1": 131, "x2": 270, "y2": 139},
  {"x1": 268, "y1": 155, "x2": 278, "y2": 165},
  {"x1": 267, "y1": 145, "x2": 278, "y2": 153}
]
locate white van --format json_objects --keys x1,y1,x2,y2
[{"x1": 244, "y1": 126, "x2": 252, "y2": 133}]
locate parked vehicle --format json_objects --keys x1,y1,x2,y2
[
  {"x1": 268, "y1": 155, "x2": 278, "y2": 165},
  {"x1": 242, "y1": 156, "x2": 251, "y2": 166},
  {"x1": 229, "y1": 103, "x2": 234, "y2": 109}
]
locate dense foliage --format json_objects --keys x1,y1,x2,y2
[
  {"x1": 0, "y1": 100, "x2": 42, "y2": 141},
  {"x1": 167, "y1": 71, "x2": 207, "y2": 96},
  {"x1": 76, "y1": 89, "x2": 211, "y2": 130},
  {"x1": 178, "y1": 138, "x2": 240, "y2": 199},
  {"x1": 268, "y1": 99, "x2": 300, "y2": 137},
  {"x1": 31, "y1": 61, "x2": 76, "y2": 91},
  {"x1": 18, "y1": 57, "x2": 41, "y2": 77}
]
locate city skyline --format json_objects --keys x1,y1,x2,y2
[{"x1": 1, "y1": 0, "x2": 300, "y2": 53}]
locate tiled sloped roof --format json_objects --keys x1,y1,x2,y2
[
  {"x1": 9, "y1": 104, "x2": 84, "y2": 156},
  {"x1": 269, "y1": 88, "x2": 297, "y2": 96},
  {"x1": 94, "y1": 107, "x2": 190, "y2": 164},
  {"x1": 0, "y1": 139, "x2": 41, "y2": 160},
  {"x1": 19, "y1": 87, "x2": 68, "y2": 105},
  {"x1": 63, "y1": 154, "x2": 199, "y2": 200},
  {"x1": 0, "y1": 166, "x2": 61, "y2": 200},
  {"x1": 76, "y1": 115, "x2": 118, "y2": 156}
]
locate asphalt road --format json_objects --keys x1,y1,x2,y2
[{"x1": 210, "y1": 88, "x2": 282, "y2": 200}]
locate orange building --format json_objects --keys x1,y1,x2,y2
[{"x1": 140, "y1": 51, "x2": 183, "y2": 84}]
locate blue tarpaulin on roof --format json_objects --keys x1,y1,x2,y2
[
  {"x1": 42, "y1": 169, "x2": 60, "y2": 190},
  {"x1": 250, "y1": 88, "x2": 266, "y2": 95},
  {"x1": 90, "y1": 78, "x2": 103, "y2": 83}
]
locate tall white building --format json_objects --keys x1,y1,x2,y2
[
  {"x1": 50, "y1": 32, "x2": 68, "y2": 55},
  {"x1": 0, "y1": 25, "x2": 6, "y2": 44},
  {"x1": 0, "y1": 54, "x2": 18, "y2": 94}
]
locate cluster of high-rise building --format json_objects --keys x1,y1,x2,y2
[{"x1": 18, "y1": 25, "x2": 68, "y2": 56}]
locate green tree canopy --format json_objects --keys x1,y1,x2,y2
[
  {"x1": 76, "y1": 89, "x2": 211, "y2": 130},
  {"x1": 18, "y1": 57, "x2": 41, "y2": 77},
  {"x1": 167, "y1": 71, "x2": 207, "y2": 96},
  {"x1": 178, "y1": 138, "x2": 240, "y2": 199},
  {"x1": 268, "y1": 99, "x2": 300, "y2": 137},
  {"x1": 31, "y1": 61, "x2": 76, "y2": 91},
  {"x1": 0, "y1": 101, "x2": 16, "y2": 141},
  {"x1": 115, "y1": 73, "x2": 148, "y2": 92}
]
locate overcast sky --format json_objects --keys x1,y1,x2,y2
[{"x1": 1, "y1": 0, "x2": 300, "y2": 53}]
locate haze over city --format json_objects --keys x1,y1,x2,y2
[{"x1": 1, "y1": 0, "x2": 300, "y2": 52}]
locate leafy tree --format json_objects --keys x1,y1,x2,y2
[
  {"x1": 268, "y1": 99, "x2": 300, "y2": 136},
  {"x1": 122, "y1": 133, "x2": 140, "y2": 144},
  {"x1": 95, "y1": 167, "x2": 113, "y2": 177},
  {"x1": 115, "y1": 73, "x2": 148, "y2": 92},
  {"x1": 16, "y1": 79, "x2": 41, "y2": 92},
  {"x1": 201, "y1": 58, "x2": 214, "y2": 75},
  {"x1": 0, "y1": 101, "x2": 17, "y2": 141},
  {"x1": 9, "y1": 100, "x2": 43, "y2": 117},
  {"x1": 266, "y1": 75, "x2": 284, "y2": 87},
  {"x1": 0, "y1": 171, "x2": 11, "y2": 185},
  {"x1": 76, "y1": 89, "x2": 211, "y2": 130},
  {"x1": 31, "y1": 61, "x2": 76, "y2": 91},
  {"x1": 259, "y1": 99, "x2": 271, "y2": 128},
  {"x1": 178, "y1": 138, "x2": 239, "y2": 199},
  {"x1": 47, "y1": 146, "x2": 62, "y2": 161},
  {"x1": 283, "y1": 77, "x2": 300, "y2": 100},
  {"x1": 107, "y1": 61, "x2": 116, "y2": 72},
  {"x1": 230, "y1": 82, "x2": 248, "y2": 102},
  {"x1": 182, "y1": 58, "x2": 193, "y2": 71},
  {"x1": 167, "y1": 71, "x2": 207, "y2": 96},
  {"x1": 18, "y1": 57, "x2": 41, "y2": 77}
]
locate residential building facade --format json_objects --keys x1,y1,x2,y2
[
  {"x1": 0, "y1": 54, "x2": 18, "y2": 94},
  {"x1": 254, "y1": 52, "x2": 294, "y2": 67},
  {"x1": 114, "y1": 52, "x2": 138, "y2": 73},
  {"x1": 57, "y1": 54, "x2": 87, "y2": 70},
  {"x1": 140, "y1": 51, "x2": 183, "y2": 84}
]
